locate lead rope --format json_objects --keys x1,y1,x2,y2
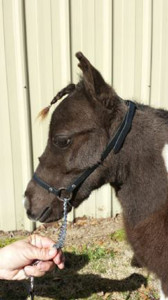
[{"x1": 29, "y1": 198, "x2": 69, "y2": 300}]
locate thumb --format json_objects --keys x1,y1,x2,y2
[{"x1": 33, "y1": 246, "x2": 57, "y2": 261}]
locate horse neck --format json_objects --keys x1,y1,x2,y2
[{"x1": 108, "y1": 107, "x2": 168, "y2": 227}]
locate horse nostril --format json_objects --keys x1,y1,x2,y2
[
  {"x1": 26, "y1": 209, "x2": 36, "y2": 221},
  {"x1": 26, "y1": 209, "x2": 31, "y2": 217}
]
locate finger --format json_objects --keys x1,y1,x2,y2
[
  {"x1": 29, "y1": 234, "x2": 56, "y2": 249},
  {"x1": 57, "y1": 261, "x2": 65, "y2": 270},
  {"x1": 53, "y1": 258, "x2": 65, "y2": 269},
  {"x1": 36, "y1": 261, "x2": 55, "y2": 272},
  {"x1": 24, "y1": 265, "x2": 45, "y2": 277},
  {"x1": 53, "y1": 250, "x2": 65, "y2": 266},
  {"x1": 12, "y1": 269, "x2": 30, "y2": 280},
  {"x1": 33, "y1": 247, "x2": 57, "y2": 261},
  {"x1": 25, "y1": 244, "x2": 57, "y2": 262}
]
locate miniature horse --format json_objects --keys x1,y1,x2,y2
[{"x1": 25, "y1": 52, "x2": 168, "y2": 299}]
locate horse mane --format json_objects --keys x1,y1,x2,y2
[{"x1": 38, "y1": 83, "x2": 76, "y2": 120}]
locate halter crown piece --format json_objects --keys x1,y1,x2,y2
[{"x1": 29, "y1": 99, "x2": 136, "y2": 300}]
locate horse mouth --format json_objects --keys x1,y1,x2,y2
[{"x1": 37, "y1": 206, "x2": 52, "y2": 222}]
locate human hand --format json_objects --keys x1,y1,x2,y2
[{"x1": 0, "y1": 234, "x2": 64, "y2": 280}]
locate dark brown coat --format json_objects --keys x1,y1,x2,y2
[{"x1": 25, "y1": 52, "x2": 168, "y2": 297}]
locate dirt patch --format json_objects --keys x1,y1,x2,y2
[
  {"x1": 35, "y1": 214, "x2": 124, "y2": 247},
  {"x1": 0, "y1": 216, "x2": 160, "y2": 300}
]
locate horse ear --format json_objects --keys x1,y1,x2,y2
[{"x1": 76, "y1": 52, "x2": 110, "y2": 100}]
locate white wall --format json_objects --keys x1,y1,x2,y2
[{"x1": 1, "y1": 0, "x2": 168, "y2": 230}]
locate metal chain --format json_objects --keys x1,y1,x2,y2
[
  {"x1": 29, "y1": 276, "x2": 35, "y2": 300},
  {"x1": 29, "y1": 198, "x2": 68, "y2": 300},
  {"x1": 53, "y1": 198, "x2": 68, "y2": 249}
]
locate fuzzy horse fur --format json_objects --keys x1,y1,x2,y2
[{"x1": 25, "y1": 52, "x2": 168, "y2": 298}]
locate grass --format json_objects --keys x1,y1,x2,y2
[
  {"x1": 0, "y1": 237, "x2": 22, "y2": 248},
  {"x1": 70, "y1": 244, "x2": 115, "y2": 261},
  {"x1": 110, "y1": 229, "x2": 126, "y2": 242},
  {"x1": 0, "y1": 228, "x2": 160, "y2": 300}
]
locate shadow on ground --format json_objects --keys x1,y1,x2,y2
[{"x1": 0, "y1": 252, "x2": 147, "y2": 300}]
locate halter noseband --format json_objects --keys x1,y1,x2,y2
[{"x1": 33, "y1": 101, "x2": 136, "y2": 202}]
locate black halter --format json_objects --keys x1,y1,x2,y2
[{"x1": 33, "y1": 101, "x2": 136, "y2": 202}]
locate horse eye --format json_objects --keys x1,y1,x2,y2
[{"x1": 52, "y1": 136, "x2": 72, "y2": 148}]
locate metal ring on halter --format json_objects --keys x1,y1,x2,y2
[{"x1": 57, "y1": 187, "x2": 73, "y2": 202}]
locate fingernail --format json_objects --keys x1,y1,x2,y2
[{"x1": 49, "y1": 248, "x2": 56, "y2": 256}]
